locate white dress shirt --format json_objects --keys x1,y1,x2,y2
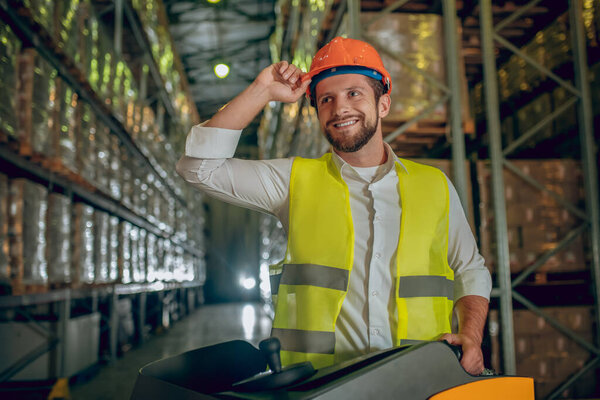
[{"x1": 176, "y1": 123, "x2": 492, "y2": 363}]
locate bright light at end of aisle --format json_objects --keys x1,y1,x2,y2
[
  {"x1": 214, "y1": 63, "x2": 229, "y2": 78},
  {"x1": 207, "y1": 0, "x2": 221, "y2": 3},
  {"x1": 240, "y1": 276, "x2": 256, "y2": 290}
]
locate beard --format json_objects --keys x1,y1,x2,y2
[{"x1": 324, "y1": 112, "x2": 379, "y2": 153}]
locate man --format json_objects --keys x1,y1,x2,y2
[{"x1": 176, "y1": 37, "x2": 491, "y2": 375}]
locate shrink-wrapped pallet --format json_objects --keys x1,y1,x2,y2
[
  {"x1": 124, "y1": 67, "x2": 138, "y2": 132},
  {"x1": 137, "y1": 229, "x2": 147, "y2": 282},
  {"x1": 47, "y1": 193, "x2": 71, "y2": 284},
  {"x1": 72, "y1": 203, "x2": 95, "y2": 284},
  {"x1": 162, "y1": 239, "x2": 174, "y2": 281},
  {"x1": 9, "y1": 179, "x2": 48, "y2": 291},
  {"x1": 148, "y1": 181, "x2": 163, "y2": 226},
  {"x1": 173, "y1": 247, "x2": 186, "y2": 282},
  {"x1": 31, "y1": 54, "x2": 58, "y2": 156},
  {"x1": 0, "y1": 174, "x2": 9, "y2": 289},
  {"x1": 129, "y1": 226, "x2": 143, "y2": 282},
  {"x1": 79, "y1": 104, "x2": 97, "y2": 184},
  {"x1": 94, "y1": 122, "x2": 111, "y2": 194},
  {"x1": 57, "y1": 85, "x2": 78, "y2": 173},
  {"x1": 97, "y1": 29, "x2": 115, "y2": 108},
  {"x1": 109, "y1": 135, "x2": 122, "y2": 200},
  {"x1": 16, "y1": 48, "x2": 35, "y2": 155},
  {"x1": 23, "y1": 182, "x2": 48, "y2": 286},
  {"x1": 0, "y1": 23, "x2": 19, "y2": 138},
  {"x1": 146, "y1": 233, "x2": 158, "y2": 282},
  {"x1": 361, "y1": 12, "x2": 446, "y2": 122},
  {"x1": 112, "y1": 60, "x2": 126, "y2": 121},
  {"x1": 120, "y1": 150, "x2": 133, "y2": 209},
  {"x1": 156, "y1": 237, "x2": 166, "y2": 282},
  {"x1": 107, "y1": 216, "x2": 119, "y2": 282},
  {"x1": 93, "y1": 210, "x2": 109, "y2": 283},
  {"x1": 87, "y1": 15, "x2": 101, "y2": 92},
  {"x1": 182, "y1": 252, "x2": 195, "y2": 282},
  {"x1": 121, "y1": 222, "x2": 132, "y2": 284},
  {"x1": 56, "y1": 0, "x2": 83, "y2": 71}
]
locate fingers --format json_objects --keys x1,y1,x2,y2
[
  {"x1": 440, "y1": 333, "x2": 460, "y2": 345},
  {"x1": 293, "y1": 77, "x2": 312, "y2": 95},
  {"x1": 439, "y1": 334, "x2": 484, "y2": 375},
  {"x1": 460, "y1": 347, "x2": 484, "y2": 375},
  {"x1": 275, "y1": 62, "x2": 304, "y2": 86}
]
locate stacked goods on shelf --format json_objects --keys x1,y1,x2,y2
[
  {"x1": 489, "y1": 308, "x2": 597, "y2": 398},
  {"x1": 0, "y1": 23, "x2": 19, "y2": 139},
  {"x1": 471, "y1": 3, "x2": 600, "y2": 138},
  {"x1": 0, "y1": 0, "x2": 206, "y2": 296},
  {"x1": 47, "y1": 193, "x2": 72, "y2": 286},
  {"x1": 137, "y1": 229, "x2": 147, "y2": 282},
  {"x1": 9, "y1": 179, "x2": 48, "y2": 294},
  {"x1": 93, "y1": 210, "x2": 110, "y2": 283},
  {"x1": 478, "y1": 160, "x2": 586, "y2": 274},
  {"x1": 409, "y1": 159, "x2": 475, "y2": 229},
  {"x1": 146, "y1": 233, "x2": 158, "y2": 282},
  {"x1": 0, "y1": 174, "x2": 9, "y2": 292},
  {"x1": 121, "y1": 222, "x2": 132, "y2": 284},
  {"x1": 361, "y1": 12, "x2": 446, "y2": 123},
  {"x1": 72, "y1": 203, "x2": 95, "y2": 285}
]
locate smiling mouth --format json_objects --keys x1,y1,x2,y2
[{"x1": 332, "y1": 119, "x2": 359, "y2": 128}]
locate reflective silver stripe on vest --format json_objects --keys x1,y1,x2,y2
[
  {"x1": 270, "y1": 273, "x2": 282, "y2": 295},
  {"x1": 279, "y1": 263, "x2": 349, "y2": 291},
  {"x1": 272, "y1": 328, "x2": 335, "y2": 354},
  {"x1": 398, "y1": 276, "x2": 454, "y2": 300}
]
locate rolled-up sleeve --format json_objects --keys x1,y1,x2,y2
[
  {"x1": 176, "y1": 123, "x2": 292, "y2": 218},
  {"x1": 184, "y1": 123, "x2": 242, "y2": 159},
  {"x1": 447, "y1": 178, "x2": 492, "y2": 301}
]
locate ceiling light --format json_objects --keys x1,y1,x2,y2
[
  {"x1": 240, "y1": 276, "x2": 256, "y2": 290},
  {"x1": 207, "y1": 0, "x2": 221, "y2": 3},
  {"x1": 214, "y1": 63, "x2": 230, "y2": 78}
]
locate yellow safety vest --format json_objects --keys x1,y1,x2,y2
[{"x1": 270, "y1": 153, "x2": 454, "y2": 369}]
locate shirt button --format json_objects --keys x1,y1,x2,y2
[
  {"x1": 370, "y1": 328, "x2": 379, "y2": 336},
  {"x1": 375, "y1": 215, "x2": 382, "y2": 222},
  {"x1": 371, "y1": 290, "x2": 378, "y2": 297},
  {"x1": 375, "y1": 253, "x2": 381, "y2": 259}
]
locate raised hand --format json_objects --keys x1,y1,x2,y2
[{"x1": 255, "y1": 61, "x2": 311, "y2": 104}]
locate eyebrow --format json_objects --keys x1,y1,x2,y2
[{"x1": 318, "y1": 86, "x2": 366, "y2": 100}]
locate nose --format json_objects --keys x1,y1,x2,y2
[{"x1": 332, "y1": 96, "x2": 351, "y2": 117}]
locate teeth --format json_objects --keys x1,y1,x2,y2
[{"x1": 335, "y1": 120, "x2": 356, "y2": 127}]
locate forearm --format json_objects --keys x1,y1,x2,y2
[
  {"x1": 205, "y1": 80, "x2": 271, "y2": 130},
  {"x1": 441, "y1": 295, "x2": 488, "y2": 374},
  {"x1": 204, "y1": 62, "x2": 309, "y2": 130},
  {"x1": 454, "y1": 295, "x2": 489, "y2": 344}
]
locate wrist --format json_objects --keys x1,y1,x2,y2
[{"x1": 248, "y1": 78, "x2": 275, "y2": 105}]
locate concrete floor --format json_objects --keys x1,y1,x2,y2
[{"x1": 70, "y1": 302, "x2": 272, "y2": 400}]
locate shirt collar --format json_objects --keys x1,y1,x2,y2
[{"x1": 330, "y1": 143, "x2": 409, "y2": 181}]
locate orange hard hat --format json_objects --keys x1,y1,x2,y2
[{"x1": 302, "y1": 36, "x2": 392, "y2": 106}]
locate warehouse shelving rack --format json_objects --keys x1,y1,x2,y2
[
  {"x1": 261, "y1": 0, "x2": 600, "y2": 398},
  {"x1": 0, "y1": 0, "x2": 206, "y2": 390},
  {"x1": 478, "y1": 0, "x2": 600, "y2": 397}
]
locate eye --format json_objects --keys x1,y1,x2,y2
[
  {"x1": 319, "y1": 96, "x2": 331, "y2": 104},
  {"x1": 349, "y1": 90, "x2": 360, "y2": 97}
]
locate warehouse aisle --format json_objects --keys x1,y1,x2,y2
[{"x1": 70, "y1": 302, "x2": 272, "y2": 400}]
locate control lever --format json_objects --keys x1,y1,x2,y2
[
  {"x1": 259, "y1": 337, "x2": 282, "y2": 373},
  {"x1": 231, "y1": 337, "x2": 315, "y2": 392}
]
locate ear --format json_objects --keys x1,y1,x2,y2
[{"x1": 378, "y1": 93, "x2": 391, "y2": 118}]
